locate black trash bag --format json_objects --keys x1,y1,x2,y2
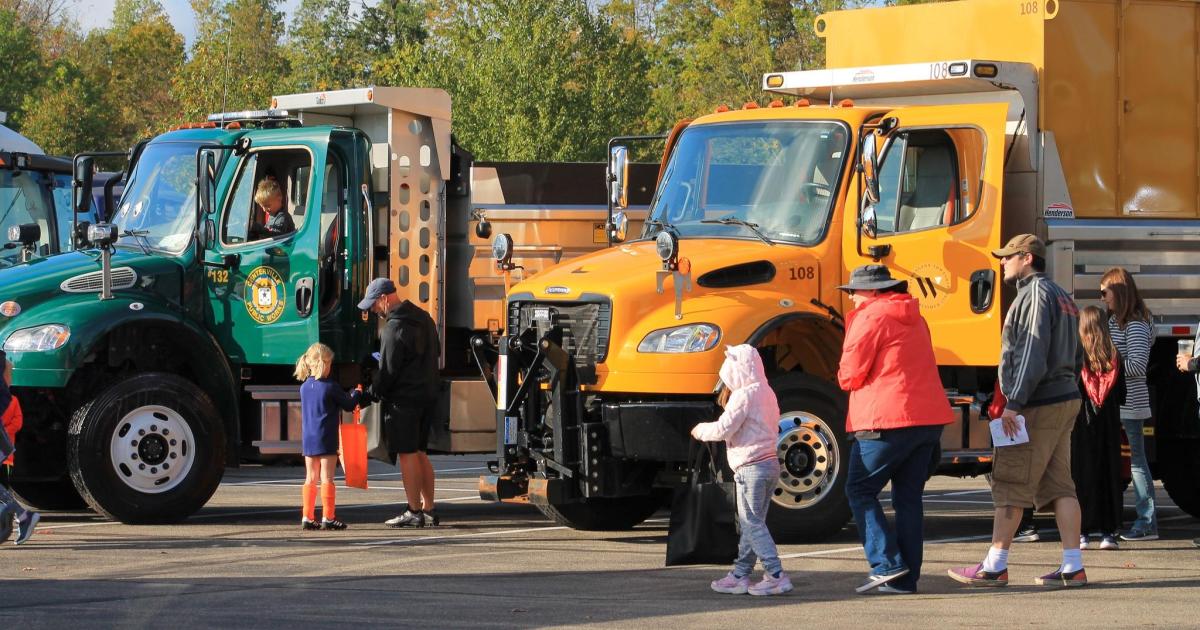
[{"x1": 665, "y1": 441, "x2": 739, "y2": 566}]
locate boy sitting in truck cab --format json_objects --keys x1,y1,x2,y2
[{"x1": 248, "y1": 177, "x2": 295, "y2": 240}]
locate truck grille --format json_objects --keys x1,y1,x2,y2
[
  {"x1": 508, "y1": 299, "x2": 612, "y2": 367},
  {"x1": 60, "y1": 267, "x2": 138, "y2": 293}
]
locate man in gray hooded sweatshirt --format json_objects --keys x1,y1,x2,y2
[{"x1": 949, "y1": 234, "x2": 1087, "y2": 588}]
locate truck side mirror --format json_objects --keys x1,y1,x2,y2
[
  {"x1": 73, "y1": 156, "x2": 95, "y2": 214},
  {"x1": 198, "y1": 150, "x2": 217, "y2": 216},
  {"x1": 609, "y1": 146, "x2": 629, "y2": 210},
  {"x1": 202, "y1": 218, "x2": 217, "y2": 249},
  {"x1": 860, "y1": 132, "x2": 880, "y2": 206},
  {"x1": 609, "y1": 211, "x2": 629, "y2": 243}
]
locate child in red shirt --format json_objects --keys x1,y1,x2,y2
[{"x1": 1, "y1": 351, "x2": 40, "y2": 545}]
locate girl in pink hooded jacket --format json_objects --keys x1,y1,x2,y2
[{"x1": 690, "y1": 345, "x2": 791, "y2": 596}]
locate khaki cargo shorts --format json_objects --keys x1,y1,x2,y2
[{"x1": 989, "y1": 398, "x2": 1081, "y2": 510}]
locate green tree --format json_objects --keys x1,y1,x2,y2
[
  {"x1": 378, "y1": 0, "x2": 652, "y2": 162},
  {"x1": 354, "y1": 0, "x2": 427, "y2": 61},
  {"x1": 287, "y1": 0, "x2": 364, "y2": 91},
  {"x1": 0, "y1": 9, "x2": 43, "y2": 128},
  {"x1": 173, "y1": 0, "x2": 289, "y2": 120},
  {"x1": 78, "y1": 0, "x2": 185, "y2": 147},
  {"x1": 19, "y1": 60, "x2": 116, "y2": 154}
]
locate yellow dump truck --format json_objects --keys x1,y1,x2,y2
[{"x1": 479, "y1": 0, "x2": 1200, "y2": 538}]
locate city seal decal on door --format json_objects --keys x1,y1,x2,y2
[{"x1": 244, "y1": 266, "x2": 287, "y2": 324}]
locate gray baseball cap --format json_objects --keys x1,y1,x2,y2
[{"x1": 357, "y1": 277, "x2": 397, "y2": 311}]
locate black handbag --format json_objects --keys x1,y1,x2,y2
[{"x1": 665, "y1": 442, "x2": 739, "y2": 566}]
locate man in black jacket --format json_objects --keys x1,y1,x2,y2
[{"x1": 358, "y1": 278, "x2": 442, "y2": 527}]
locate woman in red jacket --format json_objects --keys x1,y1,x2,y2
[{"x1": 837, "y1": 265, "x2": 953, "y2": 595}]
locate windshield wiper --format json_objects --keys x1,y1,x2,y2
[
  {"x1": 120, "y1": 229, "x2": 152, "y2": 255},
  {"x1": 701, "y1": 215, "x2": 774, "y2": 246},
  {"x1": 643, "y1": 217, "x2": 675, "y2": 237}
]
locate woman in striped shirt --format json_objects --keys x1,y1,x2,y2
[{"x1": 1100, "y1": 268, "x2": 1159, "y2": 541}]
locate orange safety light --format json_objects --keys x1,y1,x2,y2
[
  {"x1": 838, "y1": 98, "x2": 855, "y2": 108},
  {"x1": 765, "y1": 74, "x2": 785, "y2": 88},
  {"x1": 271, "y1": 97, "x2": 279, "y2": 108},
  {"x1": 715, "y1": 105, "x2": 731, "y2": 113},
  {"x1": 795, "y1": 99, "x2": 811, "y2": 107},
  {"x1": 367, "y1": 88, "x2": 374, "y2": 101},
  {"x1": 225, "y1": 122, "x2": 241, "y2": 130},
  {"x1": 743, "y1": 102, "x2": 759, "y2": 110},
  {"x1": 768, "y1": 100, "x2": 784, "y2": 108}
]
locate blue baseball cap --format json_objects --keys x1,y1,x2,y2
[{"x1": 358, "y1": 277, "x2": 397, "y2": 311}]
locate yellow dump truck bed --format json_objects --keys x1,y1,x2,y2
[{"x1": 818, "y1": 0, "x2": 1199, "y2": 219}]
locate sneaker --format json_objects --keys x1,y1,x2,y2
[
  {"x1": 0, "y1": 507, "x2": 13, "y2": 544},
  {"x1": 878, "y1": 583, "x2": 916, "y2": 595},
  {"x1": 424, "y1": 511, "x2": 440, "y2": 527},
  {"x1": 947, "y1": 563, "x2": 1009, "y2": 587},
  {"x1": 1079, "y1": 535, "x2": 1089, "y2": 550},
  {"x1": 321, "y1": 518, "x2": 348, "y2": 531},
  {"x1": 1035, "y1": 567, "x2": 1088, "y2": 587},
  {"x1": 1192, "y1": 537, "x2": 1199, "y2": 548},
  {"x1": 14, "y1": 511, "x2": 39, "y2": 545},
  {"x1": 710, "y1": 571, "x2": 750, "y2": 595},
  {"x1": 1013, "y1": 525, "x2": 1040, "y2": 543},
  {"x1": 1119, "y1": 528, "x2": 1159, "y2": 542},
  {"x1": 856, "y1": 568, "x2": 910, "y2": 593},
  {"x1": 384, "y1": 510, "x2": 425, "y2": 528},
  {"x1": 301, "y1": 518, "x2": 320, "y2": 531},
  {"x1": 1099, "y1": 535, "x2": 1120, "y2": 550},
  {"x1": 748, "y1": 571, "x2": 794, "y2": 596}
]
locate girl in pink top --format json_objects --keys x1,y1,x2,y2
[{"x1": 691, "y1": 345, "x2": 791, "y2": 596}]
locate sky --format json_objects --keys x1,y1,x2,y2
[{"x1": 71, "y1": 0, "x2": 301, "y2": 47}]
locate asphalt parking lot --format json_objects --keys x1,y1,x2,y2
[{"x1": 3, "y1": 456, "x2": 1198, "y2": 629}]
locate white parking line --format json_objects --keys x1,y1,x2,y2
[
  {"x1": 355, "y1": 524, "x2": 571, "y2": 547},
  {"x1": 779, "y1": 533, "x2": 994, "y2": 559}
]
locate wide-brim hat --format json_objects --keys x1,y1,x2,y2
[{"x1": 838, "y1": 264, "x2": 907, "y2": 292}]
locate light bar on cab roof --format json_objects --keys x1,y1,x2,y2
[{"x1": 206, "y1": 109, "x2": 291, "y2": 122}]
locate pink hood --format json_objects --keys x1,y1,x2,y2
[{"x1": 691, "y1": 345, "x2": 780, "y2": 470}]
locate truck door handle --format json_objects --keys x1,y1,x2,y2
[
  {"x1": 969, "y1": 269, "x2": 994, "y2": 314},
  {"x1": 296, "y1": 277, "x2": 314, "y2": 317}
]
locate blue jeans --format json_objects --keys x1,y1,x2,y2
[
  {"x1": 1120, "y1": 417, "x2": 1158, "y2": 532},
  {"x1": 733, "y1": 458, "x2": 783, "y2": 577},
  {"x1": 846, "y1": 425, "x2": 943, "y2": 590}
]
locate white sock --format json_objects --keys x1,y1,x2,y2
[
  {"x1": 1061, "y1": 548, "x2": 1083, "y2": 573},
  {"x1": 981, "y1": 546, "x2": 1008, "y2": 572}
]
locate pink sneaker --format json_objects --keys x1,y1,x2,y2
[
  {"x1": 710, "y1": 571, "x2": 750, "y2": 594},
  {"x1": 705, "y1": 571, "x2": 744, "y2": 592},
  {"x1": 749, "y1": 571, "x2": 794, "y2": 596}
]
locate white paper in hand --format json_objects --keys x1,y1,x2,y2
[{"x1": 989, "y1": 415, "x2": 1029, "y2": 447}]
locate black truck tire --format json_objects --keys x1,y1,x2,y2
[
  {"x1": 766, "y1": 372, "x2": 852, "y2": 542},
  {"x1": 67, "y1": 373, "x2": 226, "y2": 524},
  {"x1": 9, "y1": 477, "x2": 88, "y2": 510},
  {"x1": 1160, "y1": 437, "x2": 1200, "y2": 518},
  {"x1": 535, "y1": 495, "x2": 662, "y2": 531}
]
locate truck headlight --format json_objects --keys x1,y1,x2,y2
[
  {"x1": 637, "y1": 323, "x2": 720, "y2": 353},
  {"x1": 3, "y1": 324, "x2": 71, "y2": 352}
]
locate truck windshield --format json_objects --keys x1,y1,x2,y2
[
  {"x1": 0, "y1": 168, "x2": 59, "y2": 268},
  {"x1": 642, "y1": 121, "x2": 848, "y2": 245},
  {"x1": 112, "y1": 141, "x2": 200, "y2": 254}
]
